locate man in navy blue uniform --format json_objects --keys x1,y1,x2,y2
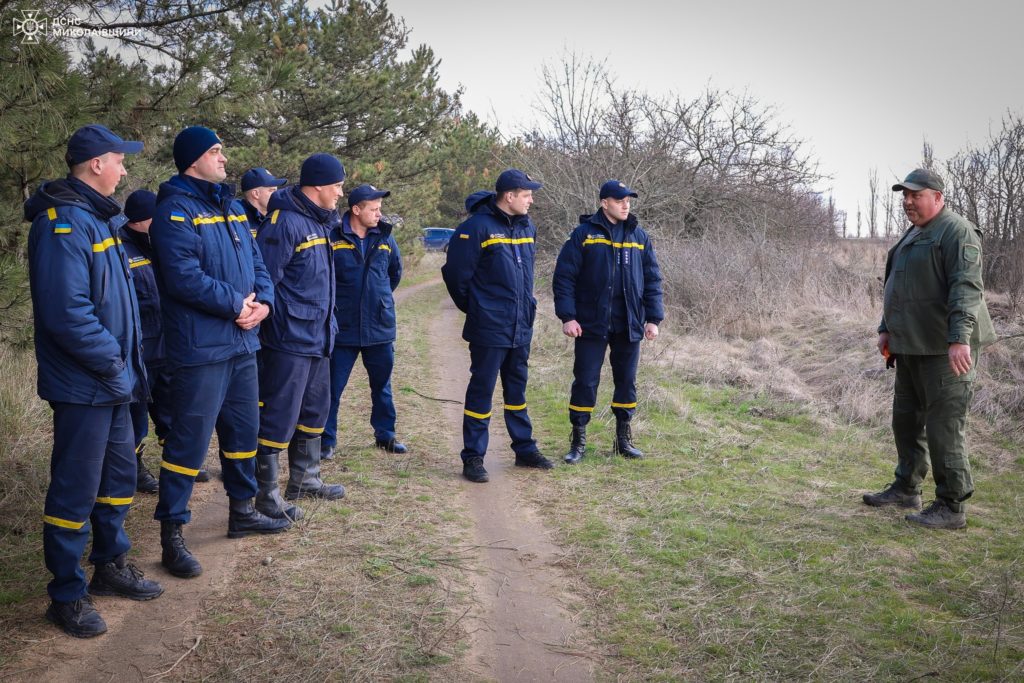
[
  {"x1": 120, "y1": 189, "x2": 169, "y2": 494},
  {"x1": 322, "y1": 184, "x2": 407, "y2": 462},
  {"x1": 442, "y1": 169, "x2": 554, "y2": 483},
  {"x1": 253, "y1": 153, "x2": 346, "y2": 521},
  {"x1": 553, "y1": 180, "x2": 664, "y2": 464},
  {"x1": 26, "y1": 124, "x2": 163, "y2": 637},
  {"x1": 240, "y1": 167, "x2": 287, "y2": 238},
  {"x1": 150, "y1": 126, "x2": 289, "y2": 579}
]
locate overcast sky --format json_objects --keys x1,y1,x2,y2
[{"x1": 388, "y1": 0, "x2": 1024, "y2": 233}]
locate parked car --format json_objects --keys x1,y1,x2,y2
[{"x1": 421, "y1": 227, "x2": 455, "y2": 252}]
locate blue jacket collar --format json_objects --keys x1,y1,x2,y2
[{"x1": 268, "y1": 185, "x2": 338, "y2": 226}]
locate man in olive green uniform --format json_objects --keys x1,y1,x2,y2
[{"x1": 863, "y1": 168, "x2": 996, "y2": 530}]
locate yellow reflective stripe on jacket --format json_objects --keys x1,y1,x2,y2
[
  {"x1": 92, "y1": 237, "x2": 119, "y2": 253},
  {"x1": 295, "y1": 424, "x2": 324, "y2": 434},
  {"x1": 258, "y1": 438, "x2": 290, "y2": 449},
  {"x1": 503, "y1": 403, "x2": 526, "y2": 411},
  {"x1": 222, "y1": 450, "x2": 256, "y2": 460},
  {"x1": 270, "y1": 209, "x2": 280, "y2": 224},
  {"x1": 47, "y1": 207, "x2": 58, "y2": 220},
  {"x1": 43, "y1": 514, "x2": 85, "y2": 530},
  {"x1": 129, "y1": 258, "x2": 151, "y2": 269},
  {"x1": 459, "y1": 233, "x2": 469, "y2": 240},
  {"x1": 480, "y1": 237, "x2": 535, "y2": 248},
  {"x1": 569, "y1": 404, "x2": 594, "y2": 412},
  {"x1": 464, "y1": 408, "x2": 492, "y2": 419},
  {"x1": 611, "y1": 401, "x2": 638, "y2": 409},
  {"x1": 332, "y1": 241, "x2": 356, "y2": 250},
  {"x1": 378, "y1": 244, "x2": 392, "y2": 252},
  {"x1": 582, "y1": 238, "x2": 645, "y2": 250},
  {"x1": 161, "y1": 461, "x2": 200, "y2": 477},
  {"x1": 96, "y1": 496, "x2": 133, "y2": 506},
  {"x1": 192, "y1": 215, "x2": 247, "y2": 226},
  {"x1": 295, "y1": 237, "x2": 328, "y2": 253}
]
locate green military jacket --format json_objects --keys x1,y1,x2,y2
[{"x1": 879, "y1": 207, "x2": 996, "y2": 355}]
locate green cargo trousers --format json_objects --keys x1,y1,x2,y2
[{"x1": 891, "y1": 351, "x2": 977, "y2": 512}]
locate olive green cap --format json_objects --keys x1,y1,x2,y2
[{"x1": 892, "y1": 168, "x2": 945, "y2": 192}]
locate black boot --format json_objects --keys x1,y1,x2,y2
[
  {"x1": 563, "y1": 425, "x2": 587, "y2": 464},
  {"x1": 135, "y1": 444, "x2": 159, "y2": 494},
  {"x1": 227, "y1": 497, "x2": 291, "y2": 538},
  {"x1": 89, "y1": 553, "x2": 164, "y2": 600},
  {"x1": 160, "y1": 521, "x2": 202, "y2": 578},
  {"x1": 45, "y1": 596, "x2": 107, "y2": 638},
  {"x1": 614, "y1": 420, "x2": 644, "y2": 459},
  {"x1": 375, "y1": 437, "x2": 409, "y2": 454},
  {"x1": 254, "y1": 446, "x2": 304, "y2": 521},
  {"x1": 284, "y1": 436, "x2": 346, "y2": 501},
  {"x1": 195, "y1": 468, "x2": 211, "y2": 482}
]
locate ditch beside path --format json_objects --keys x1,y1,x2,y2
[{"x1": 429, "y1": 295, "x2": 595, "y2": 682}]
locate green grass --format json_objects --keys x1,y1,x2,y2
[{"x1": 520, "y1": 311, "x2": 1024, "y2": 680}]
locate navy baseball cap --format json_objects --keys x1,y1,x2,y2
[
  {"x1": 495, "y1": 169, "x2": 542, "y2": 193},
  {"x1": 124, "y1": 189, "x2": 157, "y2": 223},
  {"x1": 600, "y1": 180, "x2": 639, "y2": 200},
  {"x1": 66, "y1": 124, "x2": 143, "y2": 166},
  {"x1": 347, "y1": 184, "x2": 390, "y2": 208},
  {"x1": 240, "y1": 167, "x2": 287, "y2": 192}
]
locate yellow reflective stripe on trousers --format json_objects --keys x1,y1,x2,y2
[
  {"x1": 222, "y1": 450, "x2": 256, "y2": 459},
  {"x1": 464, "y1": 408, "x2": 491, "y2": 419},
  {"x1": 43, "y1": 514, "x2": 85, "y2": 530},
  {"x1": 258, "y1": 438, "x2": 290, "y2": 449},
  {"x1": 96, "y1": 496, "x2": 133, "y2": 506},
  {"x1": 295, "y1": 237, "x2": 328, "y2": 253},
  {"x1": 611, "y1": 401, "x2": 638, "y2": 409},
  {"x1": 569, "y1": 404, "x2": 594, "y2": 412},
  {"x1": 161, "y1": 461, "x2": 200, "y2": 476},
  {"x1": 295, "y1": 424, "x2": 324, "y2": 434},
  {"x1": 480, "y1": 237, "x2": 535, "y2": 248},
  {"x1": 503, "y1": 403, "x2": 526, "y2": 411},
  {"x1": 92, "y1": 237, "x2": 119, "y2": 253}
]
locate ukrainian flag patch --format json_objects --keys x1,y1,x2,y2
[
  {"x1": 53, "y1": 223, "x2": 72, "y2": 234},
  {"x1": 170, "y1": 212, "x2": 186, "y2": 222}
]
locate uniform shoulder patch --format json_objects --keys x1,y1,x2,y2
[
  {"x1": 964, "y1": 244, "x2": 980, "y2": 263},
  {"x1": 53, "y1": 223, "x2": 72, "y2": 234},
  {"x1": 170, "y1": 211, "x2": 186, "y2": 222}
]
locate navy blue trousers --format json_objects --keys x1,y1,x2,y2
[
  {"x1": 569, "y1": 332, "x2": 640, "y2": 426},
  {"x1": 257, "y1": 349, "x2": 330, "y2": 447},
  {"x1": 461, "y1": 343, "x2": 536, "y2": 462},
  {"x1": 44, "y1": 402, "x2": 135, "y2": 602},
  {"x1": 154, "y1": 354, "x2": 259, "y2": 524},
  {"x1": 323, "y1": 343, "x2": 397, "y2": 448},
  {"x1": 129, "y1": 362, "x2": 173, "y2": 449}
]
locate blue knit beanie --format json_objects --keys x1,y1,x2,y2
[
  {"x1": 124, "y1": 189, "x2": 157, "y2": 223},
  {"x1": 299, "y1": 153, "x2": 346, "y2": 186},
  {"x1": 173, "y1": 126, "x2": 222, "y2": 172}
]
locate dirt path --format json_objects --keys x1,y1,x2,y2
[{"x1": 429, "y1": 296, "x2": 594, "y2": 682}]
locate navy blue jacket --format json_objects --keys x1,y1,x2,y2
[
  {"x1": 150, "y1": 174, "x2": 274, "y2": 369},
  {"x1": 118, "y1": 226, "x2": 166, "y2": 367},
  {"x1": 25, "y1": 177, "x2": 147, "y2": 406},
  {"x1": 442, "y1": 195, "x2": 537, "y2": 348},
  {"x1": 330, "y1": 212, "x2": 402, "y2": 347},
  {"x1": 257, "y1": 186, "x2": 337, "y2": 357},
  {"x1": 553, "y1": 210, "x2": 664, "y2": 342}
]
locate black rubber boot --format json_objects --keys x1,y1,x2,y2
[
  {"x1": 254, "y1": 446, "x2": 304, "y2": 521},
  {"x1": 227, "y1": 498, "x2": 291, "y2": 538},
  {"x1": 284, "y1": 437, "x2": 346, "y2": 501},
  {"x1": 160, "y1": 521, "x2": 202, "y2": 578},
  {"x1": 135, "y1": 444, "x2": 159, "y2": 494},
  {"x1": 614, "y1": 420, "x2": 644, "y2": 459},
  {"x1": 89, "y1": 553, "x2": 164, "y2": 600},
  {"x1": 45, "y1": 596, "x2": 107, "y2": 638},
  {"x1": 563, "y1": 425, "x2": 587, "y2": 464},
  {"x1": 195, "y1": 468, "x2": 211, "y2": 482},
  {"x1": 375, "y1": 438, "x2": 409, "y2": 454}
]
